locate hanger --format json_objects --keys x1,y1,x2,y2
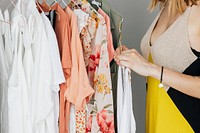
[
  {"x1": 36, "y1": 0, "x2": 44, "y2": 12},
  {"x1": 46, "y1": 0, "x2": 61, "y2": 21},
  {"x1": 0, "y1": 8, "x2": 12, "y2": 24},
  {"x1": 91, "y1": 0, "x2": 101, "y2": 7},
  {"x1": 0, "y1": 19, "x2": 13, "y2": 25},
  {"x1": 41, "y1": 0, "x2": 51, "y2": 11},
  {"x1": 0, "y1": 0, "x2": 19, "y2": 25},
  {"x1": 50, "y1": 0, "x2": 57, "y2": 6},
  {"x1": 58, "y1": 0, "x2": 68, "y2": 7},
  {"x1": 6, "y1": 0, "x2": 21, "y2": 14},
  {"x1": 69, "y1": 0, "x2": 82, "y2": 10},
  {"x1": 119, "y1": 18, "x2": 123, "y2": 52}
]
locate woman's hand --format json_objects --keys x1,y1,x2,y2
[{"x1": 114, "y1": 45, "x2": 158, "y2": 77}]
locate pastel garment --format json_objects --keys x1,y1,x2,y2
[
  {"x1": 141, "y1": 6, "x2": 200, "y2": 133},
  {"x1": 74, "y1": 9, "x2": 96, "y2": 67},
  {"x1": 64, "y1": 7, "x2": 94, "y2": 133},
  {"x1": 117, "y1": 66, "x2": 136, "y2": 133},
  {"x1": 98, "y1": 8, "x2": 115, "y2": 62},
  {"x1": 43, "y1": 3, "x2": 72, "y2": 133},
  {"x1": 73, "y1": 8, "x2": 98, "y2": 133},
  {"x1": 82, "y1": 2, "x2": 115, "y2": 133}
]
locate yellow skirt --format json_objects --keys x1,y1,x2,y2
[{"x1": 146, "y1": 54, "x2": 194, "y2": 133}]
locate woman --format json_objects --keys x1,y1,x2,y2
[{"x1": 114, "y1": 0, "x2": 200, "y2": 132}]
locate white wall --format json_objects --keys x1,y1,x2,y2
[{"x1": 0, "y1": 1, "x2": 158, "y2": 132}]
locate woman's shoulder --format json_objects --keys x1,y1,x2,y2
[
  {"x1": 190, "y1": 3, "x2": 200, "y2": 31},
  {"x1": 191, "y1": 2, "x2": 200, "y2": 18},
  {"x1": 189, "y1": 3, "x2": 200, "y2": 52}
]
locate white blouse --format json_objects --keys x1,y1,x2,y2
[{"x1": 117, "y1": 66, "x2": 136, "y2": 133}]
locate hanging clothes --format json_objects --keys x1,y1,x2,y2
[
  {"x1": 74, "y1": 9, "x2": 94, "y2": 67},
  {"x1": 79, "y1": 1, "x2": 115, "y2": 133},
  {"x1": 98, "y1": 8, "x2": 115, "y2": 63},
  {"x1": 46, "y1": 10, "x2": 57, "y2": 29},
  {"x1": 64, "y1": 7, "x2": 94, "y2": 133},
  {"x1": 41, "y1": 3, "x2": 72, "y2": 133},
  {"x1": 3, "y1": 9, "x2": 13, "y2": 68},
  {"x1": 69, "y1": 104, "x2": 76, "y2": 133},
  {"x1": 0, "y1": 9, "x2": 9, "y2": 133},
  {"x1": 6, "y1": 0, "x2": 64, "y2": 133},
  {"x1": 41, "y1": 12, "x2": 65, "y2": 133},
  {"x1": 7, "y1": 1, "x2": 30, "y2": 132},
  {"x1": 73, "y1": 8, "x2": 97, "y2": 133},
  {"x1": 117, "y1": 66, "x2": 136, "y2": 133},
  {"x1": 0, "y1": 1, "x2": 124, "y2": 133},
  {"x1": 88, "y1": 1, "x2": 123, "y2": 130},
  {"x1": 25, "y1": 1, "x2": 56, "y2": 133},
  {"x1": 1, "y1": 9, "x2": 12, "y2": 133}
]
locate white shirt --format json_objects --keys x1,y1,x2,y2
[
  {"x1": 3, "y1": 9, "x2": 13, "y2": 68},
  {"x1": 41, "y1": 12, "x2": 65, "y2": 133},
  {"x1": 7, "y1": 0, "x2": 59, "y2": 133},
  {"x1": 8, "y1": 4, "x2": 29, "y2": 132},
  {"x1": 0, "y1": 9, "x2": 9, "y2": 133},
  {"x1": 25, "y1": 1, "x2": 53, "y2": 133},
  {"x1": 117, "y1": 66, "x2": 136, "y2": 133}
]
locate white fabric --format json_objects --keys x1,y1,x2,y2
[
  {"x1": 0, "y1": 9, "x2": 9, "y2": 133},
  {"x1": 8, "y1": 8, "x2": 29, "y2": 133},
  {"x1": 7, "y1": 1, "x2": 31, "y2": 132},
  {"x1": 0, "y1": 9, "x2": 12, "y2": 133},
  {"x1": 7, "y1": 0, "x2": 59, "y2": 132},
  {"x1": 74, "y1": 9, "x2": 89, "y2": 33},
  {"x1": 69, "y1": 105, "x2": 76, "y2": 133},
  {"x1": 3, "y1": 9, "x2": 13, "y2": 68},
  {"x1": 25, "y1": 1, "x2": 54, "y2": 133},
  {"x1": 41, "y1": 12, "x2": 65, "y2": 133},
  {"x1": 117, "y1": 66, "x2": 136, "y2": 133}
]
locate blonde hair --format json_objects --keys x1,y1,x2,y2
[{"x1": 149, "y1": 0, "x2": 198, "y2": 14}]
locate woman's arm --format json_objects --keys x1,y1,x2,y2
[
  {"x1": 114, "y1": 46, "x2": 200, "y2": 99},
  {"x1": 150, "y1": 63, "x2": 200, "y2": 99}
]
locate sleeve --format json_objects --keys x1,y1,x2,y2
[{"x1": 65, "y1": 14, "x2": 94, "y2": 110}]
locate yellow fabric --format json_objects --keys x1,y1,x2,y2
[{"x1": 146, "y1": 53, "x2": 194, "y2": 133}]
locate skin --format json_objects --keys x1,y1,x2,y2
[{"x1": 114, "y1": 0, "x2": 200, "y2": 99}]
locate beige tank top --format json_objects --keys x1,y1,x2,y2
[{"x1": 140, "y1": 6, "x2": 198, "y2": 90}]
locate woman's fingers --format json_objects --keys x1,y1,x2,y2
[
  {"x1": 121, "y1": 48, "x2": 137, "y2": 54},
  {"x1": 118, "y1": 54, "x2": 132, "y2": 61},
  {"x1": 118, "y1": 60, "x2": 131, "y2": 68},
  {"x1": 115, "y1": 45, "x2": 129, "y2": 55},
  {"x1": 121, "y1": 45, "x2": 129, "y2": 51},
  {"x1": 114, "y1": 45, "x2": 129, "y2": 62}
]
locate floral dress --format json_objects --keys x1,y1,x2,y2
[
  {"x1": 86, "y1": 11, "x2": 115, "y2": 133},
  {"x1": 73, "y1": 9, "x2": 97, "y2": 133}
]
